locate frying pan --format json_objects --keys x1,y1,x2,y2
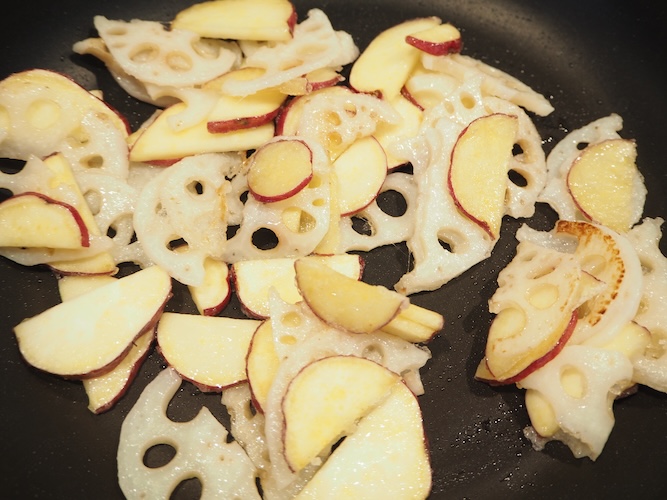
[{"x1": 1, "y1": 1, "x2": 666, "y2": 498}]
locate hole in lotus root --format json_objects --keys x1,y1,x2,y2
[
  {"x1": 281, "y1": 311, "x2": 302, "y2": 328},
  {"x1": 361, "y1": 342, "x2": 386, "y2": 364},
  {"x1": 527, "y1": 283, "x2": 559, "y2": 310},
  {"x1": 281, "y1": 207, "x2": 302, "y2": 232},
  {"x1": 251, "y1": 227, "x2": 278, "y2": 250},
  {"x1": 527, "y1": 263, "x2": 556, "y2": 280},
  {"x1": 0, "y1": 158, "x2": 22, "y2": 175},
  {"x1": 639, "y1": 256, "x2": 654, "y2": 275},
  {"x1": 191, "y1": 38, "x2": 222, "y2": 59},
  {"x1": 325, "y1": 131, "x2": 342, "y2": 150},
  {"x1": 460, "y1": 92, "x2": 476, "y2": 109},
  {"x1": 560, "y1": 365, "x2": 586, "y2": 399},
  {"x1": 143, "y1": 443, "x2": 176, "y2": 469},
  {"x1": 437, "y1": 228, "x2": 466, "y2": 253},
  {"x1": 187, "y1": 181, "x2": 204, "y2": 195},
  {"x1": 81, "y1": 154, "x2": 104, "y2": 169},
  {"x1": 84, "y1": 190, "x2": 102, "y2": 215},
  {"x1": 343, "y1": 103, "x2": 358, "y2": 118},
  {"x1": 27, "y1": 99, "x2": 61, "y2": 129},
  {"x1": 490, "y1": 307, "x2": 526, "y2": 341},
  {"x1": 375, "y1": 189, "x2": 407, "y2": 217},
  {"x1": 129, "y1": 43, "x2": 160, "y2": 64},
  {"x1": 351, "y1": 215, "x2": 372, "y2": 236},
  {"x1": 297, "y1": 210, "x2": 317, "y2": 232},
  {"x1": 580, "y1": 254, "x2": 607, "y2": 278},
  {"x1": 168, "y1": 238, "x2": 187, "y2": 251},
  {"x1": 166, "y1": 51, "x2": 193, "y2": 73},
  {"x1": 226, "y1": 224, "x2": 239, "y2": 239},
  {"x1": 65, "y1": 127, "x2": 91, "y2": 147},
  {"x1": 645, "y1": 337, "x2": 667, "y2": 359},
  {"x1": 307, "y1": 173, "x2": 323, "y2": 189},
  {"x1": 508, "y1": 168, "x2": 527, "y2": 187},
  {"x1": 438, "y1": 238, "x2": 453, "y2": 253},
  {"x1": 171, "y1": 477, "x2": 203, "y2": 500},
  {"x1": 279, "y1": 334, "x2": 298, "y2": 345},
  {"x1": 322, "y1": 110, "x2": 342, "y2": 127}
]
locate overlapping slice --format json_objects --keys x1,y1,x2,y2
[
  {"x1": 222, "y1": 137, "x2": 332, "y2": 262},
  {"x1": 233, "y1": 253, "x2": 363, "y2": 319},
  {"x1": 566, "y1": 138, "x2": 645, "y2": 233},
  {"x1": 448, "y1": 113, "x2": 519, "y2": 239},
  {"x1": 0, "y1": 69, "x2": 128, "y2": 160},
  {"x1": 289, "y1": 87, "x2": 400, "y2": 161},
  {"x1": 524, "y1": 320, "x2": 650, "y2": 440},
  {"x1": 247, "y1": 139, "x2": 314, "y2": 203},
  {"x1": 187, "y1": 257, "x2": 231, "y2": 316},
  {"x1": 84, "y1": 330, "x2": 155, "y2": 414},
  {"x1": 349, "y1": 16, "x2": 442, "y2": 99},
  {"x1": 246, "y1": 291, "x2": 435, "y2": 421},
  {"x1": 282, "y1": 355, "x2": 401, "y2": 472},
  {"x1": 218, "y1": 9, "x2": 358, "y2": 97},
  {"x1": 0, "y1": 153, "x2": 117, "y2": 275},
  {"x1": 38, "y1": 154, "x2": 117, "y2": 275},
  {"x1": 275, "y1": 85, "x2": 354, "y2": 136},
  {"x1": 172, "y1": 0, "x2": 297, "y2": 42},
  {"x1": 157, "y1": 312, "x2": 260, "y2": 391},
  {"x1": 0, "y1": 192, "x2": 89, "y2": 249},
  {"x1": 405, "y1": 22, "x2": 462, "y2": 56},
  {"x1": 129, "y1": 102, "x2": 274, "y2": 163},
  {"x1": 245, "y1": 320, "x2": 280, "y2": 413},
  {"x1": 481, "y1": 218, "x2": 644, "y2": 384},
  {"x1": 56, "y1": 274, "x2": 155, "y2": 414},
  {"x1": 278, "y1": 67, "x2": 344, "y2": 96},
  {"x1": 538, "y1": 114, "x2": 644, "y2": 227},
  {"x1": 477, "y1": 217, "x2": 653, "y2": 460},
  {"x1": 133, "y1": 154, "x2": 230, "y2": 286},
  {"x1": 294, "y1": 257, "x2": 443, "y2": 342},
  {"x1": 519, "y1": 344, "x2": 633, "y2": 460},
  {"x1": 482, "y1": 239, "x2": 584, "y2": 382},
  {"x1": 14, "y1": 265, "x2": 171, "y2": 379},
  {"x1": 294, "y1": 378, "x2": 431, "y2": 499},
  {"x1": 557, "y1": 220, "x2": 643, "y2": 346},
  {"x1": 332, "y1": 135, "x2": 388, "y2": 216},
  {"x1": 295, "y1": 255, "x2": 403, "y2": 334},
  {"x1": 94, "y1": 16, "x2": 238, "y2": 88},
  {"x1": 204, "y1": 67, "x2": 288, "y2": 134}
]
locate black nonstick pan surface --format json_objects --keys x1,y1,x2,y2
[{"x1": 1, "y1": 1, "x2": 666, "y2": 498}]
